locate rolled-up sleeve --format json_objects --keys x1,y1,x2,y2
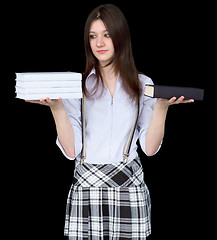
[
  {"x1": 56, "y1": 98, "x2": 82, "y2": 160},
  {"x1": 137, "y1": 75, "x2": 162, "y2": 156}
]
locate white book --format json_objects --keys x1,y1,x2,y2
[
  {"x1": 15, "y1": 80, "x2": 81, "y2": 88},
  {"x1": 16, "y1": 92, "x2": 82, "y2": 100},
  {"x1": 16, "y1": 72, "x2": 82, "y2": 81},
  {"x1": 16, "y1": 87, "x2": 82, "y2": 94},
  {"x1": 15, "y1": 71, "x2": 83, "y2": 100}
]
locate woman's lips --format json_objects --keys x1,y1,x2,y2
[{"x1": 97, "y1": 50, "x2": 108, "y2": 54}]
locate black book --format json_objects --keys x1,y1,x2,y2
[{"x1": 144, "y1": 85, "x2": 204, "y2": 101}]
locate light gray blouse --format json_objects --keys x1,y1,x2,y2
[{"x1": 57, "y1": 68, "x2": 161, "y2": 164}]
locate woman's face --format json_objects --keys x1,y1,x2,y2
[{"x1": 89, "y1": 19, "x2": 115, "y2": 66}]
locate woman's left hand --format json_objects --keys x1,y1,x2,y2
[{"x1": 156, "y1": 96, "x2": 194, "y2": 109}]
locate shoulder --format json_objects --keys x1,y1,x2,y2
[
  {"x1": 138, "y1": 73, "x2": 154, "y2": 94},
  {"x1": 138, "y1": 73, "x2": 156, "y2": 106},
  {"x1": 138, "y1": 73, "x2": 154, "y2": 87}
]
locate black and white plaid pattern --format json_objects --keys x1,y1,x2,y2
[{"x1": 64, "y1": 158, "x2": 151, "y2": 239}]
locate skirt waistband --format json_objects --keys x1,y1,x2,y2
[{"x1": 72, "y1": 157, "x2": 144, "y2": 188}]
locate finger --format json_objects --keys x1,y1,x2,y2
[
  {"x1": 25, "y1": 100, "x2": 41, "y2": 104},
  {"x1": 175, "y1": 97, "x2": 195, "y2": 104},
  {"x1": 175, "y1": 96, "x2": 185, "y2": 104},
  {"x1": 45, "y1": 97, "x2": 52, "y2": 103},
  {"x1": 182, "y1": 99, "x2": 194, "y2": 103},
  {"x1": 58, "y1": 97, "x2": 62, "y2": 102},
  {"x1": 168, "y1": 97, "x2": 177, "y2": 103},
  {"x1": 39, "y1": 98, "x2": 49, "y2": 105}
]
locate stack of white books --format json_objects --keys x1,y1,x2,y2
[{"x1": 15, "y1": 72, "x2": 82, "y2": 100}]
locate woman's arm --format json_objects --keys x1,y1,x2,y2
[
  {"x1": 26, "y1": 98, "x2": 76, "y2": 158},
  {"x1": 50, "y1": 101, "x2": 76, "y2": 159},
  {"x1": 145, "y1": 96, "x2": 194, "y2": 156}
]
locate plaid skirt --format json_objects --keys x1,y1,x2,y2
[{"x1": 64, "y1": 158, "x2": 151, "y2": 239}]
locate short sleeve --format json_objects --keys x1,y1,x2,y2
[
  {"x1": 137, "y1": 74, "x2": 162, "y2": 156},
  {"x1": 56, "y1": 98, "x2": 82, "y2": 160}
]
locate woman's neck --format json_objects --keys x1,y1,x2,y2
[
  {"x1": 100, "y1": 63, "x2": 117, "y2": 82},
  {"x1": 99, "y1": 63, "x2": 118, "y2": 98}
]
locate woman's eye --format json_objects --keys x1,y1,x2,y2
[
  {"x1": 89, "y1": 34, "x2": 96, "y2": 39},
  {"x1": 104, "y1": 33, "x2": 110, "y2": 38}
]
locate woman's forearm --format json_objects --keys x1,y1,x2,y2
[
  {"x1": 50, "y1": 103, "x2": 76, "y2": 158},
  {"x1": 145, "y1": 96, "x2": 194, "y2": 156},
  {"x1": 145, "y1": 101, "x2": 168, "y2": 156}
]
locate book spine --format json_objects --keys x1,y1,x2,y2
[
  {"x1": 16, "y1": 92, "x2": 83, "y2": 100},
  {"x1": 15, "y1": 81, "x2": 82, "y2": 88},
  {"x1": 16, "y1": 73, "x2": 82, "y2": 81},
  {"x1": 16, "y1": 87, "x2": 82, "y2": 94}
]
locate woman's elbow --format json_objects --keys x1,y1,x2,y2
[
  {"x1": 145, "y1": 148, "x2": 156, "y2": 157},
  {"x1": 144, "y1": 141, "x2": 160, "y2": 156},
  {"x1": 65, "y1": 148, "x2": 76, "y2": 159},
  {"x1": 145, "y1": 142, "x2": 162, "y2": 156}
]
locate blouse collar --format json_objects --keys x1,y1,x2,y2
[{"x1": 87, "y1": 68, "x2": 96, "y2": 79}]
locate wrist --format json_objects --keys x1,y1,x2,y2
[
  {"x1": 155, "y1": 100, "x2": 169, "y2": 112},
  {"x1": 50, "y1": 101, "x2": 65, "y2": 113}
]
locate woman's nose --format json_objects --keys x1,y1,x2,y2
[{"x1": 96, "y1": 36, "x2": 105, "y2": 48}]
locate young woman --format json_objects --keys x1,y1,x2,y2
[{"x1": 27, "y1": 4, "x2": 194, "y2": 240}]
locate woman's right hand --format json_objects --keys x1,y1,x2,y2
[{"x1": 25, "y1": 97, "x2": 63, "y2": 110}]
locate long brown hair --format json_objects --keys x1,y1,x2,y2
[{"x1": 83, "y1": 4, "x2": 142, "y2": 100}]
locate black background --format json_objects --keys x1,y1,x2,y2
[{"x1": 5, "y1": 0, "x2": 213, "y2": 239}]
